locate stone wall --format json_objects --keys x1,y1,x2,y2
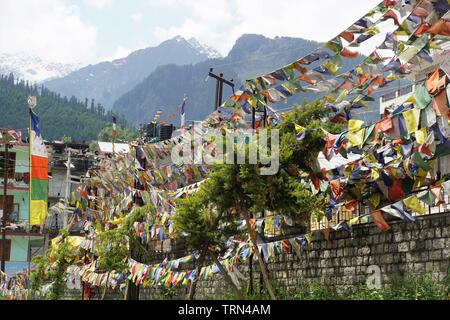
[
  {"x1": 66, "y1": 212, "x2": 450, "y2": 300},
  {"x1": 138, "y1": 212, "x2": 450, "y2": 300}
]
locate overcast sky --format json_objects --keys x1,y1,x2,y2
[{"x1": 0, "y1": 0, "x2": 381, "y2": 65}]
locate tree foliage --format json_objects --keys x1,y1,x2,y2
[
  {"x1": 0, "y1": 73, "x2": 127, "y2": 142},
  {"x1": 174, "y1": 101, "x2": 343, "y2": 250},
  {"x1": 97, "y1": 125, "x2": 137, "y2": 143}
]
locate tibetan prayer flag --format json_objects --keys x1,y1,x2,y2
[
  {"x1": 180, "y1": 96, "x2": 187, "y2": 130},
  {"x1": 402, "y1": 109, "x2": 419, "y2": 135},
  {"x1": 347, "y1": 128, "x2": 365, "y2": 148},
  {"x1": 426, "y1": 69, "x2": 441, "y2": 94},
  {"x1": 30, "y1": 110, "x2": 48, "y2": 225},
  {"x1": 403, "y1": 195, "x2": 427, "y2": 215},
  {"x1": 348, "y1": 119, "x2": 364, "y2": 131},
  {"x1": 388, "y1": 177, "x2": 404, "y2": 201},
  {"x1": 112, "y1": 115, "x2": 117, "y2": 137},
  {"x1": 415, "y1": 127, "x2": 427, "y2": 145},
  {"x1": 384, "y1": 202, "x2": 416, "y2": 222},
  {"x1": 340, "y1": 30, "x2": 355, "y2": 43},
  {"x1": 295, "y1": 123, "x2": 306, "y2": 140},
  {"x1": 415, "y1": 84, "x2": 432, "y2": 109},
  {"x1": 432, "y1": 89, "x2": 449, "y2": 116},
  {"x1": 371, "y1": 210, "x2": 390, "y2": 232},
  {"x1": 427, "y1": 19, "x2": 450, "y2": 36},
  {"x1": 412, "y1": 152, "x2": 431, "y2": 171},
  {"x1": 340, "y1": 48, "x2": 359, "y2": 58}
]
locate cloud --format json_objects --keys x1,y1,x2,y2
[
  {"x1": 149, "y1": 0, "x2": 381, "y2": 56},
  {"x1": 0, "y1": 0, "x2": 97, "y2": 64},
  {"x1": 131, "y1": 12, "x2": 143, "y2": 24},
  {"x1": 83, "y1": 0, "x2": 113, "y2": 9}
]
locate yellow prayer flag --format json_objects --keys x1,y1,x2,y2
[
  {"x1": 369, "y1": 193, "x2": 381, "y2": 208},
  {"x1": 347, "y1": 129, "x2": 365, "y2": 148},
  {"x1": 415, "y1": 128, "x2": 427, "y2": 145},
  {"x1": 402, "y1": 109, "x2": 419, "y2": 135},
  {"x1": 295, "y1": 124, "x2": 306, "y2": 134},
  {"x1": 348, "y1": 119, "x2": 364, "y2": 131},
  {"x1": 403, "y1": 195, "x2": 427, "y2": 215}
]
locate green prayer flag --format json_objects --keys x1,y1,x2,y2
[
  {"x1": 415, "y1": 84, "x2": 432, "y2": 110},
  {"x1": 412, "y1": 152, "x2": 431, "y2": 171}
]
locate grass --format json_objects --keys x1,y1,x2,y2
[{"x1": 223, "y1": 273, "x2": 449, "y2": 300}]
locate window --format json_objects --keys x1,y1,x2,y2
[
  {"x1": 0, "y1": 195, "x2": 14, "y2": 221},
  {"x1": 0, "y1": 152, "x2": 16, "y2": 178},
  {"x1": 399, "y1": 85, "x2": 413, "y2": 96}
]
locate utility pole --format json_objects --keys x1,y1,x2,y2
[
  {"x1": 208, "y1": 68, "x2": 235, "y2": 110},
  {"x1": 1, "y1": 140, "x2": 10, "y2": 273}
]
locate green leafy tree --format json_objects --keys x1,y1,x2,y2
[
  {"x1": 97, "y1": 125, "x2": 137, "y2": 143},
  {"x1": 174, "y1": 101, "x2": 342, "y2": 300}
]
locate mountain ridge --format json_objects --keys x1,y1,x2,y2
[
  {"x1": 42, "y1": 36, "x2": 217, "y2": 109},
  {"x1": 112, "y1": 34, "x2": 370, "y2": 126},
  {"x1": 0, "y1": 53, "x2": 81, "y2": 83}
]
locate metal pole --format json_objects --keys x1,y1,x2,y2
[
  {"x1": 65, "y1": 149, "x2": 71, "y2": 204},
  {"x1": 1, "y1": 141, "x2": 10, "y2": 272},
  {"x1": 263, "y1": 107, "x2": 268, "y2": 128},
  {"x1": 214, "y1": 78, "x2": 220, "y2": 110},
  {"x1": 218, "y1": 73, "x2": 224, "y2": 107},
  {"x1": 252, "y1": 107, "x2": 256, "y2": 130}
]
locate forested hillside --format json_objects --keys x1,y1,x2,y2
[{"x1": 0, "y1": 73, "x2": 126, "y2": 142}]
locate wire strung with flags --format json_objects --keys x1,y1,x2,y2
[{"x1": 159, "y1": 96, "x2": 188, "y2": 126}]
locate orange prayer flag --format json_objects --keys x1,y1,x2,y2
[
  {"x1": 358, "y1": 73, "x2": 370, "y2": 86},
  {"x1": 432, "y1": 89, "x2": 449, "y2": 116},
  {"x1": 344, "y1": 200, "x2": 358, "y2": 212},
  {"x1": 414, "y1": 23, "x2": 429, "y2": 36},
  {"x1": 428, "y1": 19, "x2": 450, "y2": 36},
  {"x1": 292, "y1": 62, "x2": 308, "y2": 74},
  {"x1": 340, "y1": 31, "x2": 354, "y2": 43},
  {"x1": 371, "y1": 123, "x2": 381, "y2": 144},
  {"x1": 340, "y1": 48, "x2": 359, "y2": 58},
  {"x1": 370, "y1": 76, "x2": 385, "y2": 86},
  {"x1": 296, "y1": 58, "x2": 312, "y2": 65},
  {"x1": 426, "y1": 69, "x2": 440, "y2": 94},
  {"x1": 378, "y1": 116, "x2": 393, "y2": 132},
  {"x1": 281, "y1": 240, "x2": 291, "y2": 254},
  {"x1": 383, "y1": 10, "x2": 400, "y2": 26},
  {"x1": 297, "y1": 74, "x2": 316, "y2": 85},
  {"x1": 322, "y1": 228, "x2": 333, "y2": 249},
  {"x1": 371, "y1": 210, "x2": 391, "y2": 232},
  {"x1": 330, "y1": 179, "x2": 343, "y2": 199}
]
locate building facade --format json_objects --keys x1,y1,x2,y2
[{"x1": 1, "y1": 144, "x2": 45, "y2": 275}]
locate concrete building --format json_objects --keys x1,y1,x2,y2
[{"x1": 0, "y1": 143, "x2": 45, "y2": 275}]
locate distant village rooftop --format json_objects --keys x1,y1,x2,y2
[{"x1": 95, "y1": 141, "x2": 130, "y2": 155}]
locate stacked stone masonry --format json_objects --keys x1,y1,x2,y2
[{"x1": 66, "y1": 212, "x2": 450, "y2": 300}]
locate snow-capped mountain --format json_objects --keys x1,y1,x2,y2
[
  {"x1": 187, "y1": 37, "x2": 222, "y2": 59},
  {"x1": 0, "y1": 53, "x2": 81, "y2": 83},
  {"x1": 44, "y1": 36, "x2": 220, "y2": 109}
]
